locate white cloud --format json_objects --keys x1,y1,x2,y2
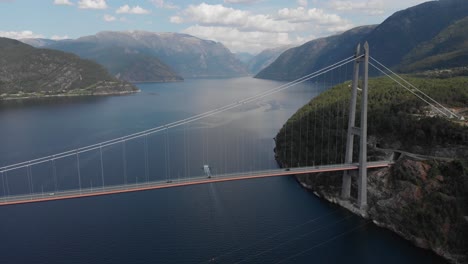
[
  {"x1": 116, "y1": 5, "x2": 150, "y2": 14},
  {"x1": 328, "y1": 0, "x2": 430, "y2": 15},
  {"x1": 173, "y1": 2, "x2": 356, "y2": 52},
  {"x1": 178, "y1": 3, "x2": 297, "y2": 33},
  {"x1": 103, "y1": 14, "x2": 116, "y2": 21},
  {"x1": 277, "y1": 7, "x2": 349, "y2": 26},
  {"x1": 78, "y1": 0, "x2": 107, "y2": 9},
  {"x1": 183, "y1": 25, "x2": 296, "y2": 53},
  {"x1": 328, "y1": 0, "x2": 386, "y2": 15},
  {"x1": 0, "y1": 30, "x2": 44, "y2": 39},
  {"x1": 53, "y1": 0, "x2": 73, "y2": 6},
  {"x1": 224, "y1": 0, "x2": 261, "y2": 4},
  {"x1": 170, "y1": 16, "x2": 183, "y2": 24},
  {"x1": 151, "y1": 0, "x2": 178, "y2": 9},
  {"x1": 297, "y1": 0, "x2": 308, "y2": 7},
  {"x1": 51, "y1": 35, "x2": 69, "y2": 40}
]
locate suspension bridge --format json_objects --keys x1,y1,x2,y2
[{"x1": 0, "y1": 43, "x2": 461, "y2": 209}]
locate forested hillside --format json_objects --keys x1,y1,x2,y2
[
  {"x1": 0, "y1": 38, "x2": 138, "y2": 100},
  {"x1": 274, "y1": 76, "x2": 468, "y2": 263}
]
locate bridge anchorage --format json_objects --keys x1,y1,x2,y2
[{"x1": 341, "y1": 42, "x2": 369, "y2": 210}]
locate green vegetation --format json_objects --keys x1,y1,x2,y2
[
  {"x1": 0, "y1": 37, "x2": 138, "y2": 99},
  {"x1": 276, "y1": 75, "x2": 468, "y2": 261},
  {"x1": 276, "y1": 76, "x2": 468, "y2": 168},
  {"x1": 257, "y1": 0, "x2": 468, "y2": 82},
  {"x1": 50, "y1": 44, "x2": 184, "y2": 83},
  {"x1": 400, "y1": 17, "x2": 468, "y2": 73}
]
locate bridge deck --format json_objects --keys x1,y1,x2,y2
[{"x1": 0, "y1": 161, "x2": 391, "y2": 207}]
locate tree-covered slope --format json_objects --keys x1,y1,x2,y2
[
  {"x1": 276, "y1": 76, "x2": 468, "y2": 167},
  {"x1": 0, "y1": 37, "x2": 138, "y2": 99},
  {"x1": 275, "y1": 76, "x2": 468, "y2": 262}
]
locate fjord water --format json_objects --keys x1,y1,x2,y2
[{"x1": 0, "y1": 77, "x2": 445, "y2": 263}]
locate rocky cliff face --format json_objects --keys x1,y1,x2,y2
[
  {"x1": 0, "y1": 37, "x2": 138, "y2": 100},
  {"x1": 294, "y1": 155, "x2": 468, "y2": 263},
  {"x1": 274, "y1": 75, "x2": 468, "y2": 263}
]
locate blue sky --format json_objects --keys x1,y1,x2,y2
[{"x1": 0, "y1": 0, "x2": 428, "y2": 53}]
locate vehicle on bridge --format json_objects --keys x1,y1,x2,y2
[{"x1": 203, "y1": 165, "x2": 212, "y2": 178}]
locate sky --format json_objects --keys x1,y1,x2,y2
[{"x1": 0, "y1": 0, "x2": 429, "y2": 54}]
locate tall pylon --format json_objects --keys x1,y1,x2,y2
[{"x1": 341, "y1": 42, "x2": 369, "y2": 210}]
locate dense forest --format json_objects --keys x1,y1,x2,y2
[
  {"x1": 275, "y1": 76, "x2": 468, "y2": 168},
  {"x1": 274, "y1": 75, "x2": 468, "y2": 262},
  {"x1": 0, "y1": 37, "x2": 138, "y2": 99}
]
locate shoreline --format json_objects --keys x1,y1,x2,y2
[
  {"x1": 275, "y1": 154, "x2": 463, "y2": 264},
  {"x1": 0, "y1": 89, "x2": 141, "y2": 101},
  {"x1": 297, "y1": 177, "x2": 460, "y2": 263},
  {"x1": 130, "y1": 79, "x2": 184, "y2": 84}
]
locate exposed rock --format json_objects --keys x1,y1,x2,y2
[{"x1": 294, "y1": 155, "x2": 468, "y2": 263}]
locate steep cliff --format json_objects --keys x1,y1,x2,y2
[{"x1": 294, "y1": 157, "x2": 468, "y2": 263}]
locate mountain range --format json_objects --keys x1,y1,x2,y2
[
  {"x1": 11, "y1": 0, "x2": 468, "y2": 87},
  {"x1": 24, "y1": 31, "x2": 249, "y2": 82},
  {"x1": 256, "y1": 0, "x2": 468, "y2": 81},
  {"x1": 247, "y1": 45, "x2": 294, "y2": 75},
  {"x1": 0, "y1": 37, "x2": 137, "y2": 100}
]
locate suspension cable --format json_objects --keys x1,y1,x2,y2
[
  {"x1": 233, "y1": 214, "x2": 355, "y2": 264},
  {"x1": 0, "y1": 56, "x2": 360, "y2": 173},
  {"x1": 275, "y1": 220, "x2": 370, "y2": 264},
  {"x1": 198, "y1": 208, "x2": 344, "y2": 264},
  {"x1": 370, "y1": 56, "x2": 460, "y2": 119},
  {"x1": 369, "y1": 62, "x2": 452, "y2": 119}
]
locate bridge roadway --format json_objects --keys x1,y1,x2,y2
[{"x1": 0, "y1": 161, "x2": 391, "y2": 207}]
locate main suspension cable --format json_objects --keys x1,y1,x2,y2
[{"x1": 1, "y1": 55, "x2": 360, "y2": 173}]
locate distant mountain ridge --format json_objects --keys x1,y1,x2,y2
[
  {"x1": 21, "y1": 38, "x2": 59, "y2": 48},
  {"x1": 0, "y1": 37, "x2": 138, "y2": 100},
  {"x1": 247, "y1": 45, "x2": 294, "y2": 75},
  {"x1": 255, "y1": 26, "x2": 376, "y2": 81},
  {"x1": 256, "y1": 0, "x2": 468, "y2": 81},
  {"x1": 32, "y1": 31, "x2": 248, "y2": 82}
]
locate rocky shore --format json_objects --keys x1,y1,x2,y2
[{"x1": 287, "y1": 152, "x2": 468, "y2": 263}]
